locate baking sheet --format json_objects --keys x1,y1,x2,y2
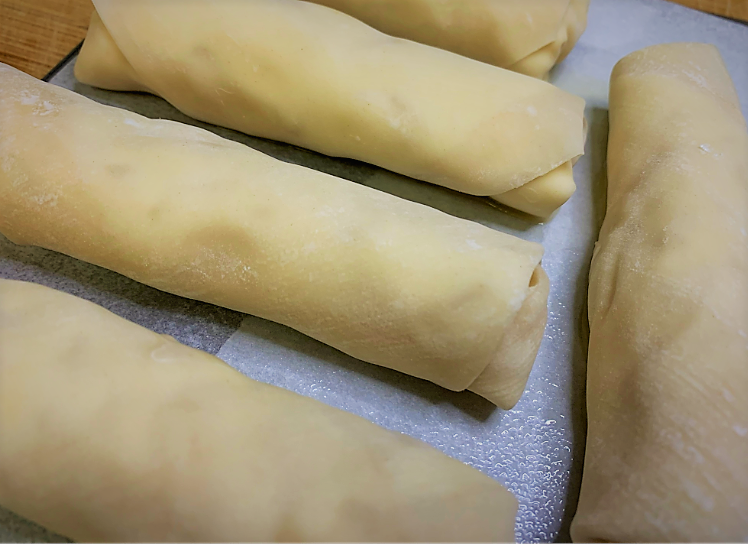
[{"x1": 0, "y1": 0, "x2": 746, "y2": 541}]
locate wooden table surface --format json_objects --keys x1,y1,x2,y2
[
  {"x1": 0, "y1": 0, "x2": 93, "y2": 78},
  {"x1": 0, "y1": 0, "x2": 745, "y2": 80}
]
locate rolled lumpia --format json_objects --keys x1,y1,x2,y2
[
  {"x1": 571, "y1": 43, "x2": 748, "y2": 542},
  {"x1": 0, "y1": 64, "x2": 549, "y2": 409},
  {"x1": 74, "y1": 0, "x2": 587, "y2": 217},
  {"x1": 0, "y1": 279, "x2": 518, "y2": 542}
]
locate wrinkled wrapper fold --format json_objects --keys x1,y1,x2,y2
[
  {"x1": 74, "y1": 0, "x2": 586, "y2": 217},
  {"x1": 571, "y1": 43, "x2": 748, "y2": 542}
]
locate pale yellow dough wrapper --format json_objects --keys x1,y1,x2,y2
[
  {"x1": 0, "y1": 64, "x2": 549, "y2": 409},
  {"x1": 571, "y1": 43, "x2": 748, "y2": 542},
  {"x1": 74, "y1": 0, "x2": 586, "y2": 217},
  {"x1": 303, "y1": 0, "x2": 590, "y2": 79},
  {"x1": 0, "y1": 279, "x2": 518, "y2": 542}
]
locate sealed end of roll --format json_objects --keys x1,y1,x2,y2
[
  {"x1": 509, "y1": 40, "x2": 565, "y2": 81},
  {"x1": 491, "y1": 162, "x2": 576, "y2": 218},
  {"x1": 75, "y1": 11, "x2": 149, "y2": 93},
  {"x1": 508, "y1": 0, "x2": 590, "y2": 79},
  {"x1": 556, "y1": 0, "x2": 591, "y2": 65},
  {"x1": 468, "y1": 266, "x2": 550, "y2": 409}
]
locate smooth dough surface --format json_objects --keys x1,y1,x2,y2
[
  {"x1": 0, "y1": 279, "x2": 518, "y2": 542},
  {"x1": 571, "y1": 43, "x2": 748, "y2": 542},
  {"x1": 73, "y1": 0, "x2": 586, "y2": 217},
  {"x1": 302, "y1": 0, "x2": 590, "y2": 79},
  {"x1": 0, "y1": 64, "x2": 549, "y2": 409}
]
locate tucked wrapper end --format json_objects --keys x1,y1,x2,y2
[
  {"x1": 74, "y1": 11, "x2": 149, "y2": 93},
  {"x1": 508, "y1": 0, "x2": 590, "y2": 79},
  {"x1": 492, "y1": 162, "x2": 576, "y2": 218},
  {"x1": 469, "y1": 266, "x2": 550, "y2": 409}
]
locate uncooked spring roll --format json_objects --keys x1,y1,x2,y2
[
  {"x1": 73, "y1": 0, "x2": 587, "y2": 217},
  {"x1": 0, "y1": 279, "x2": 518, "y2": 542},
  {"x1": 571, "y1": 43, "x2": 748, "y2": 542},
  {"x1": 302, "y1": 0, "x2": 590, "y2": 79},
  {"x1": 0, "y1": 64, "x2": 549, "y2": 409}
]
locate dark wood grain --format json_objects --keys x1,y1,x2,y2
[
  {"x1": 0, "y1": 0, "x2": 93, "y2": 78},
  {"x1": 669, "y1": 0, "x2": 748, "y2": 21}
]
